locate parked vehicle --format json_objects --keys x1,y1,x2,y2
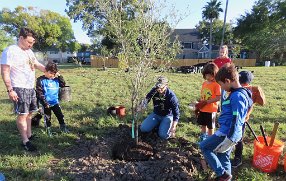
[{"x1": 67, "y1": 56, "x2": 77, "y2": 63}]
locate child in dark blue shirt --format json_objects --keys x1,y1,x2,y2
[{"x1": 36, "y1": 62, "x2": 68, "y2": 136}]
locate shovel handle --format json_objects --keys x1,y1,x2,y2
[
  {"x1": 245, "y1": 122, "x2": 259, "y2": 142},
  {"x1": 269, "y1": 122, "x2": 279, "y2": 146},
  {"x1": 260, "y1": 125, "x2": 268, "y2": 146}
]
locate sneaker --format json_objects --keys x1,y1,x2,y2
[
  {"x1": 231, "y1": 157, "x2": 242, "y2": 168},
  {"x1": 60, "y1": 124, "x2": 69, "y2": 133},
  {"x1": 28, "y1": 134, "x2": 37, "y2": 140},
  {"x1": 22, "y1": 141, "x2": 37, "y2": 152},
  {"x1": 46, "y1": 127, "x2": 52, "y2": 137},
  {"x1": 215, "y1": 172, "x2": 232, "y2": 181}
]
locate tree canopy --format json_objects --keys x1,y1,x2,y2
[
  {"x1": 0, "y1": 6, "x2": 80, "y2": 52},
  {"x1": 196, "y1": 19, "x2": 233, "y2": 46},
  {"x1": 202, "y1": 0, "x2": 223, "y2": 58},
  {"x1": 66, "y1": 0, "x2": 146, "y2": 52},
  {"x1": 0, "y1": 29, "x2": 14, "y2": 52},
  {"x1": 234, "y1": 0, "x2": 286, "y2": 63}
]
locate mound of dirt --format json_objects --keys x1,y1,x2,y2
[{"x1": 60, "y1": 124, "x2": 206, "y2": 181}]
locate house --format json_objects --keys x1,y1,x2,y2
[
  {"x1": 172, "y1": 29, "x2": 203, "y2": 59},
  {"x1": 47, "y1": 49, "x2": 77, "y2": 63},
  {"x1": 172, "y1": 29, "x2": 255, "y2": 60}
]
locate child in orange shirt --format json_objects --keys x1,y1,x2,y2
[{"x1": 195, "y1": 63, "x2": 221, "y2": 142}]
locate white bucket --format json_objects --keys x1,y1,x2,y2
[{"x1": 265, "y1": 61, "x2": 270, "y2": 67}]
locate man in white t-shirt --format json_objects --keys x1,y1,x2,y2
[{"x1": 1, "y1": 27, "x2": 45, "y2": 151}]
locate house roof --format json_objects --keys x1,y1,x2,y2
[{"x1": 172, "y1": 29, "x2": 201, "y2": 42}]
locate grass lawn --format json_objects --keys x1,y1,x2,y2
[{"x1": 0, "y1": 64, "x2": 286, "y2": 180}]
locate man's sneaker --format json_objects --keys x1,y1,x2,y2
[
  {"x1": 46, "y1": 127, "x2": 52, "y2": 137},
  {"x1": 60, "y1": 124, "x2": 69, "y2": 133},
  {"x1": 231, "y1": 157, "x2": 242, "y2": 168},
  {"x1": 22, "y1": 141, "x2": 37, "y2": 152},
  {"x1": 215, "y1": 171, "x2": 232, "y2": 181}
]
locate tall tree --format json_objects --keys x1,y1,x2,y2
[
  {"x1": 66, "y1": 0, "x2": 138, "y2": 52},
  {"x1": 196, "y1": 19, "x2": 233, "y2": 46},
  {"x1": 0, "y1": 29, "x2": 14, "y2": 52},
  {"x1": 234, "y1": 0, "x2": 286, "y2": 63},
  {"x1": 0, "y1": 6, "x2": 77, "y2": 53},
  {"x1": 202, "y1": 0, "x2": 223, "y2": 58}
]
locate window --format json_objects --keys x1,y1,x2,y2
[
  {"x1": 49, "y1": 51, "x2": 59, "y2": 54},
  {"x1": 182, "y1": 42, "x2": 194, "y2": 49}
]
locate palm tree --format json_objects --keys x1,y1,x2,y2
[
  {"x1": 221, "y1": 0, "x2": 229, "y2": 46},
  {"x1": 202, "y1": 0, "x2": 223, "y2": 59}
]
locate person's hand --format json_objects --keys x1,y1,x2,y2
[
  {"x1": 55, "y1": 72, "x2": 60, "y2": 77},
  {"x1": 213, "y1": 137, "x2": 236, "y2": 153},
  {"x1": 169, "y1": 127, "x2": 176, "y2": 138},
  {"x1": 194, "y1": 108, "x2": 200, "y2": 118},
  {"x1": 8, "y1": 90, "x2": 18, "y2": 102},
  {"x1": 45, "y1": 104, "x2": 50, "y2": 108},
  {"x1": 195, "y1": 100, "x2": 208, "y2": 110}
]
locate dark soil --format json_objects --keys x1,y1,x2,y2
[{"x1": 59, "y1": 124, "x2": 206, "y2": 181}]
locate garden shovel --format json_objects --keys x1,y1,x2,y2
[
  {"x1": 245, "y1": 122, "x2": 260, "y2": 142},
  {"x1": 260, "y1": 125, "x2": 268, "y2": 146}
]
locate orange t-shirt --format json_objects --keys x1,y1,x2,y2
[{"x1": 200, "y1": 81, "x2": 221, "y2": 113}]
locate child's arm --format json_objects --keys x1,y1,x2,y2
[
  {"x1": 245, "y1": 105, "x2": 254, "y2": 122},
  {"x1": 35, "y1": 77, "x2": 49, "y2": 107},
  {"x1": 206, "y1": 95, "x2": 221, "y2": 104}
]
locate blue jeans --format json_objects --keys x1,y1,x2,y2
[
  {"x1": 199, "y1": 134, "x2": 232, "y2": 177},
  {"x1": 140, "y1": 112, "x2": 173, "y2": 139}
]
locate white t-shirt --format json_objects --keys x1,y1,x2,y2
[{"x1": 1, "y1": 45, "x2": 38, "y2": 89}]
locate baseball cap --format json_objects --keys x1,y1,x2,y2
[
  {"x1": 155, "y1": 76, "x2": 168, "y2": 88},
  {"x1": 239, "y1": 71, "x2": 254, "y2": 84}
]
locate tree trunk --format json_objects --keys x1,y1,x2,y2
[
  {"x1": 209, "y1": 19, "x2": 213, "y2": 59},
  {"x1": 221, "y1": 0, "x2": 229, "y2": 46},
  {"x1": 279, "y1": 52, "x2": 284, "y2": 65}
]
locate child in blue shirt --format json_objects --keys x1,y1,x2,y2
[
  {"x1": 199, "y1": 63, "x2": 253, "y2": 181},
  {"x1": 36, "y1": 62, "x2": 68, "y2": 136}
]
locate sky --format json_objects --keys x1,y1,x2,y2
[{"x1": 0, "y1": 0, "x2": 256, "y2": 44}]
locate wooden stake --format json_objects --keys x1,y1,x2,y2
[{"x1": 269, "y1": 122, "x2": 279, "y2": 146}]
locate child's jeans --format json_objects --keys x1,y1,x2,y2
[
  {"x1": 199, "y1": 134, "x2": 232, "y2": 177},
  {"x1": 140, "y1": 112, "x2": 173, "y2": 139}
]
